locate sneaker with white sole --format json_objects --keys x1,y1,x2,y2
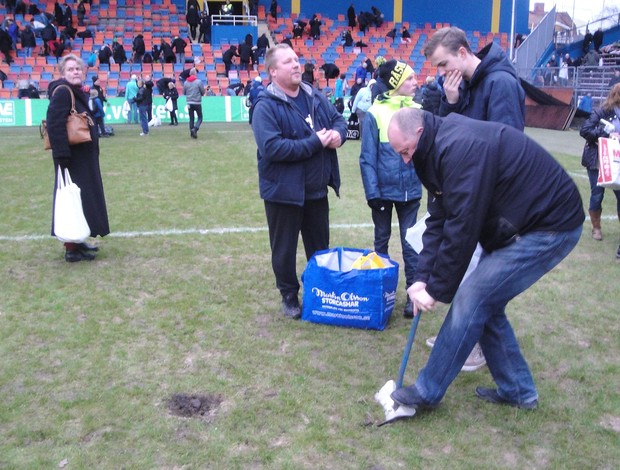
[{"x1": 425, "y1": 337, "x2": 487, "y2": 372}]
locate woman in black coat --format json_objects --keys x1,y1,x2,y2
[
  {"x1": 46, "y1": 54, "x2": 109, "y2": 262},
  {"x1": 163, "y1": 81, "x2": 179, "y2": 125},
  {"x1": 579, "y1": 82, "x2": 620, "y2": 256}
]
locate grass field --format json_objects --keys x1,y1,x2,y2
[{"x1": 0, "y1": 123, "x2": 619, "y2": 469}]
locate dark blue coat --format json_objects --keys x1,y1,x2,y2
[
  {"x1": 439, "y1": 42, "x2": 525, "y2": 130},
  {"x1": 412, "y1": 112, "x2": 583, "y2": 303},
  {"x1": 251, "y1": 82, "x2": 347, "y2": 206}
]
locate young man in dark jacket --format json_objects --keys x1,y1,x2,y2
[
  {"x1": 251, "y1": 44, "x2": 347, "y2": 319},
  {"x1": 423, "y1": 26, "x2": 525, "y2": 130},
  {"x1": 387, "y1": 107, "x2": 584, "y2": 417}
]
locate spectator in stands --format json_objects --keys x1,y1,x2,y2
[
  {"x1": 0, "y1": 68, "x2": 7, "y2": 85},
  {"x1": 423, "y1": 26, "x2": 525, "y2": 130},
  {"x1": 163, "y1": 81, "x2": 179, "y2": 126},
  {"x1": 17, "y1": 79, "x2": 31, "y2": 99},
  {"x1": 98, "y1": 43, "x2": 112, "y2": 65},
  {"x1": 198, "y1": 11, "x2": 211, "y2": 44},
  {"x1": 160, "y1": 39, "x2": 175, "y2": 63},
  {"x1": 238, "y1": 40, "x2": 253, "y2": 72},
  {"x1": 5, "y1": 0, "x2": 16, "y2": 14},
  {"x1": 579, "y1": 83, "x2": 620, "y2": 258},
  {"x1": 360, "y1": 60, "x2": 422, "y2": 318},
  {"x1": 54, "y1": 1, "x2": 64, "y2": 26},
  {"x1": 533, "y1": 71, "x2": 544, "y2": 87},
  {"x1": 256, "y1": 33, "x2": 269, "y2": 59},
  {"x1": 178, "y1": 67, "x2": 192, "y2": 83},
  {"x1": 5, "y1": 18, "x2": 18, "y2": 54},
  {"x1": 0, "y1": 28, "x2": 13, "y2": 65},
  {"x1": 48, "y1": 37, "x2": 65, "y2": 58},
  {"x1": 220, "y1": 0, "x2": 233, "y2": 16},
  {"x1": 609, "y1": 69, "x2": 620, "y2": 88},
  {"x1": 222, "y1": 44, "x2": 239, "y2": 75},
  {"x1": 583, "y1": 48, "x2": 600, "y2": 67},
  {"x1": 292, "y1": 20, "x2": 305, "y2": 39},
  {"x1": 172, "y1": 36, "x2": 187, "y2": 65},
  {"x1": 250, "y1": 44, "x2": 347, "y2": 320},
  {"x1": 20, "y1": 23, "x2": 36, "y2": 58},
  {"x1": 183, "y1": 67, "x2": 205, "y2": 139},
  {"x1": 320, "y1": 62, "x2": 339, "y2": 87},
  {"x1": 269, "y1": 0, "x2": 277, "y2": 21},
  {"x1": 77, "y1": 0, "x2": 86, "y2": 27},
  {"x1": 401, "y1": 26, "x2": 411, "y2": 44},
  {"x1": 582, "y1": 29, "x2": 593, "y2": 55},
  {"x1": 593, "y1": 28, "x2": 604, "y2": 52},
  {"x1": 134, "y1": 78, "x2": 149, "y2": 136},
  {"x1": 341, "y1": 29, "x2": 353, "y2": 50},
  {"x1": 226, "y1": 81, "x2": 244, "y2": 96},
  {"x1": 302, "y1": 62, "x2": 315, "y2": 85},
  {"x1": 124, "y1": 74, "x2": 139, "y2": 124},
  {"x1": 357, "y1": 11, "x2": 370, "y2": 33},
  {"x1": 371, "y1": 6, "x2": 384, "y2": 27},
  {"x1": 205, "y1": 84, "x2": 215, "y2": 96},
  {"x1": 92, "y1": 75, "x2": 107, "y2": 105},
  {"x1": 347, "y1": 3, "x2": 356, "y2": 29},
  {"x1": 132, "y1": 34, "x2": 145, "y2": 64},
  {"x1": 386, "y1": 28, "x2": 397, "y2": 43},
  {"x1": 142, "y1": 52, "x2": 153, "y2": 64},
  {"x1": 62, "y1": 3, "x2": 72, "y2": 28},
  {"x1": 577, "y1": 93, "x2": 593, "y2": 113},
  {"x1": 187, "y1": 0, "x2": 199, "y2": 11},
  {"x1": 151, "y1": 44, "x2": 162, "y2": 63},
  {"x1": 309, "y1": 14, "x2": 322, "y2": 40},
  {"x1": 112, "y1": 38, "x2": 127, "y2": 65},
  {"x1": 186, "y1": 4, "x2": 200, "y2": 41},
  {"x1": 15, "y1": 0, "x2": 27, "y2": 16},
  {"x1": 421, "y1": 76, "x2": 441, "y2": 115},
  {"x1": 89, "y1": 88, "x2": 107, "y2": 136}
]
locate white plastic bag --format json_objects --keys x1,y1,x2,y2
[
  {"x1": 122, "y1": 100, "x2": 130, "y2": 115},
  {"x1": 164, "y1": 98, "x2": 173, "y2": 112},
  {"x1": 53, "y1": 167, "x2": 90, "y2": 243},
  {"x1": 148, "y1": 116, "x2": 162, "y2": 127},
  {"x1": 406, "y1": 212, "x2": 482, "y2": 281}
]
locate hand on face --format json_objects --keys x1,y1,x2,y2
[{"x1": 442, "y1": 69, "x2": 462, "y2": 104}]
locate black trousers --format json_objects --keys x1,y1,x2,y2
[{"x1": 264, "y1": 197, "x2": 329, "y2": 296}]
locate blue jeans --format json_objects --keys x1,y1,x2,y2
[
  {"x1": 127, "y1": 102, "x2": 138, "y2": 124},
  {"x1": 176, "y1": 52, "x2": 185, "y2": 64},
  {"x1": 406, "y1": 226, "x2": 582, "y2": 407},
  {"x1": 371, "y1": 199, "x2": 420, "y2": 286},
  {"x1": 138, "y1": 105, "x2": 149, "y2": 134},
  {"x1": 587, "y1": 168, "x2": 620, "y2": 212}
]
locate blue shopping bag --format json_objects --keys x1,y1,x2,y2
[{"x1": 301, "y1": 247, "x2": 399, "y2": 330}]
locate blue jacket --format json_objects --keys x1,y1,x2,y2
[
  {"x1": 412, "y1": 112, "x2": 584, "y2": 303},
  {"x1": 251, "y1": 81, "x2": 347, "y2": 206},
  {"x1": 360, "y1": 93, "x2": 422, "y2": 202},
  {"x1": 439, "y1": 42, "x2": 525, "y2": 130}
]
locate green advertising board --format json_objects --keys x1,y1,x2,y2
[{"x1": 0, "y1": 96, "x2": 250, "y2": 127}]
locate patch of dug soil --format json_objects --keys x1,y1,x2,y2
[{"x1": 166, "y1": 393, "x2": 222, "y2": 419}]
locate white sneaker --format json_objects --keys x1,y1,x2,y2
[
  {"x1": 139, "y1": 132, "x2": 148, "y2": 136},
  {"x1": 425, "y1": 337, "x2": 487, "y2": 372},
  {"x1": 462, "y1": 343, "x2": 487, "y2": 372}
]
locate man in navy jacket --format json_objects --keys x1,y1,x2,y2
[
  {"x1": 387, "y1": 108, "x2": 584, "y2": 415},
  {"x1": 251, "y1": 44, "x2": 347, "y2": 319},
  {"x1": 424, "y1": 26, "x2": 525, "y2": 130}
]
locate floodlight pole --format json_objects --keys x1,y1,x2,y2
[{"x1": 509, "y1": 0, "x2": 516, "y2": 61}]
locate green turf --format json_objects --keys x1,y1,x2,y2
[{"x1": 0, "y1": 123, "x2": 618, "y2": 469}]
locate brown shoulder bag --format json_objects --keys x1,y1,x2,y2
[{"x1": 41, "y1": 84, "x2": 95, "y2": 150}]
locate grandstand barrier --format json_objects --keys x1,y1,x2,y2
[{"x1": 0, "y1": 96, "x2": 251, "y2": 127}]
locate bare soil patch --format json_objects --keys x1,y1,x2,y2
[{"x1": 166, "y1": 393, "x2": 222, "y2": 419}]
